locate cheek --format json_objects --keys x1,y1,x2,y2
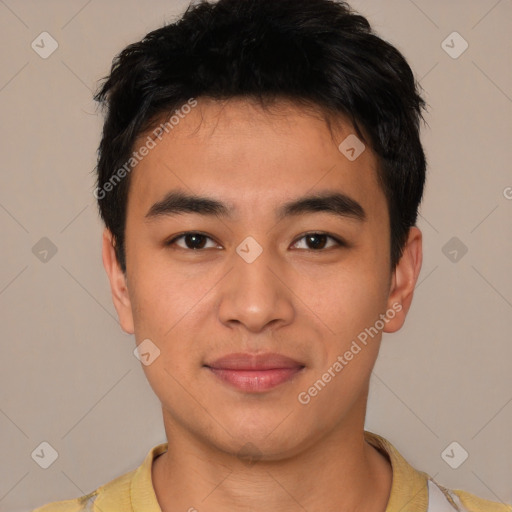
[
  {"x1": 295, "y1": 269, "x2": 389, "y2": 416},
  {"x1": 128, "y1": 258, "x2": 224, "y2": 386},
  {"x1": 309, "y1": 262, "x2": 389, "y2": 343},
  {"x1": 129, "y1": 253, "x2": 212, "y2": 333},
  {"x1": 128, "y1": 264, "x2": 214, "y2": 406}
]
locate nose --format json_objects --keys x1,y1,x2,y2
[{"x1": 217, "y1": 244, "x2": 295, "y2": 334}]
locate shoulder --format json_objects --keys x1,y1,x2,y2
[
  {"x1": 364, "y1": 431, "x2": 511, "y2": 512},
  {"x1": 451, "y1": 488, "x2": 512, "y2": 512},
  {"x1": 32, "y1": 498, "x2": 88, "y2": 512},
  {"x1": 32, "y1": 468, "x2": 134, "y2": 512},
  {"x1": 32, "y1": 442, "x2": 168, "y2": 512}
]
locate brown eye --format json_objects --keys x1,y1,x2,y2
[
  {"x1": 166, "y1": 232, "x2": 219, "y2": 250},
  {"x1": 292, "y1": 233, "x2": 344, "y2": 251}
]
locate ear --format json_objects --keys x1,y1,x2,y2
[
  {"x1": 102, "y1": 228, "x2": 135, "y2": 334},
  {"x1": 383, "y1": 226, "x2": 423, "y2": 333}
]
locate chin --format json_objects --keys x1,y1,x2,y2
[{"x1": 211, "y1": 414, "x2": 316, "y2": 461}]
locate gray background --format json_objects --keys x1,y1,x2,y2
[{"x1": 0, "y1": 0, "x2": 511, "y2": 510}]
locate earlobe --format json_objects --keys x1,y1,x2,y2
[
  {"x1": 101, "y1": 228, "x2": 135, "y2": 334},
  {"x1": 383, "y1": 226, "x2": 423, "y2": 333}
]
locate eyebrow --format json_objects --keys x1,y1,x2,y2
[{"x1": 145, "y1": 190, "x2": 366, "y2": 223}]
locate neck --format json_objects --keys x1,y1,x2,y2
[{"x1": 152, "y1": 413, "x2": 392, "y2": 512}]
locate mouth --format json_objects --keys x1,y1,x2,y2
[{"x1": 204, "y1": 352, "x2": 305, "y2": 392}]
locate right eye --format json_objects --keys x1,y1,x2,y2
[{"x1": 165, "y1": 232, "x2": 221, "y2": 250}]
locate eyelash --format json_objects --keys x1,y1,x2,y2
[{"x1": 164, "y1": 231, "x2": 346, "y2": 252}]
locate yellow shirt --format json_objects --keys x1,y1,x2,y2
[{"x1": 33, "y1": 431, "x2": 511, "y2": 512}]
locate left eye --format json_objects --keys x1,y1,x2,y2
[{"x1": 291, "y1": 233, "x2": 343, "y2": 250}]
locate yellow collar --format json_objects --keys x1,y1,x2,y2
[
  {"x1": 123, "y1": 431, "x2": 430, "y2": 512},
  {"x1": 365, "y1": 431, "x2": 429, "y2": 511}
]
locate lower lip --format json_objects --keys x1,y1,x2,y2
[{"x1": 206, "y1": 367, "x2": 304, "y2": 392}]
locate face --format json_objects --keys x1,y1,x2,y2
[{"x1": 103, "y1": 97, "x2": 422, "y2": 460}]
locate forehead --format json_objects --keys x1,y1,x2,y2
[{"x1": 127, "y1": 97, "x2": 385, "y2": 221}]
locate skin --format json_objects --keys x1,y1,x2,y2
[{"x1": 102, "y1": 97, "x2": 422, "y2": 512}]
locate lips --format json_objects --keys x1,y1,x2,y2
[{"x1": 204, "y1": 353, "x2": 305, "y2": 392}]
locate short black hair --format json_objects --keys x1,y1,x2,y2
[{"x1": 94, "y1": 0, "x2": 427, "y2": 273}]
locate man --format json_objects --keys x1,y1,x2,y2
[{"x1": 34, "y1": 0, "x2": 511, "y2": 510}]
